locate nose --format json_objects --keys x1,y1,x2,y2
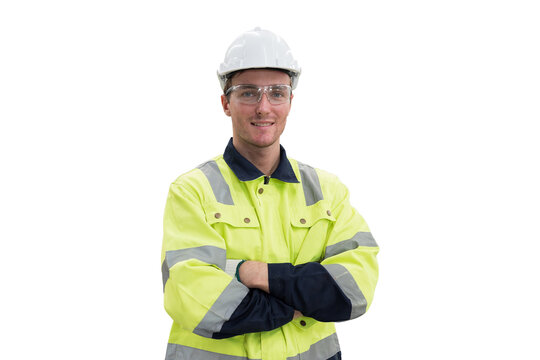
[{"x1": 255, "y1": 90, "x2": 272, "y2": 115}]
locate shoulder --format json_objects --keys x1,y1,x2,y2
[
  {"x1": 289, "y1": 158, "x2": 348, "y2": 201},
  {"x1": 289, "y1": 158, "x2": 342, "y2": 186},
  {"x1": 170, "y1": 155, "x2": 228, "y2": 195}
]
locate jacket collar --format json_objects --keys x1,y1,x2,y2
[{"x1": 223, "y1": 138, "x2": 299, "y2": 183}]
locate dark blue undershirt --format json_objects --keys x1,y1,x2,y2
[{"x1": 223, "y1": 137, "x2": 299, "y2": 183}]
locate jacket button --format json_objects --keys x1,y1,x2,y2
[
  {"x1": 244, "y1": 217, "x2": 251, "y2": 223},
  {"x1": 214, "y1": 213, "x2": 221, "y2": 219},
  {"x1": 327, "y1": 210, "x2": 332, "y2": 216},
  {"x1": 300, "y1": 218, "x2": 306, "y2": 224},
  {"x1": 300, "y1": 320, "x2": 306, "y2": 326},
  {"x1": 258, "y1": 188, "x2": 264, "y2": 194}
]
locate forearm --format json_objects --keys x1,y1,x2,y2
[
  {"x1": 212, "y1": 287, "x2": 295, "y2": 339},
  {"x1": 238, "y1": 261, "x2": 304, "y2": 319},
  {"x1": 268, "y1": 262, "x2": 353, "y2": 322},
  {"x1": 237, "y1": 258, "x2": 374, "y2": 323},
  {"x1": 238, "y1": 260, "x2": 269, "y2": 293},
  {"x1": 164, "y1": 261, "x2": 296, "y2": 339}
]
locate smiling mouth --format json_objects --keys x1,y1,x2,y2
[{"x1": 251, "y1": 122, "x2": 273, "y2": 127}]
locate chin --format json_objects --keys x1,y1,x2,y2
[{"x1": 250, "y1": 138, "x2": 278, "y2": 148}]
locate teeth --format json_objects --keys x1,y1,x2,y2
[{"x1": 253, "y1": 123, "x2": 272, "y2": 127}]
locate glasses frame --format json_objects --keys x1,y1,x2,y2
[{"x1": 225, "y1": 84, "x2": 292, "y2": 105}]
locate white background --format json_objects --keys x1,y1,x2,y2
[{"x1": 1, "y1": 0, "x2": 539, "y2": 359}]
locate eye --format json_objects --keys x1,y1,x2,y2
[
  {"x1": 269, "y1": 86, "x2": 289, "y2": 99},
  {"x1": 237, "y1": 86, "x2": 259, "y2": 98},
  {"x1": 239, "y1": 90, "x2": 256, "y2": 98},
  {"x1": 270, "y1": 90, "x2": 285, "y2": 98}
]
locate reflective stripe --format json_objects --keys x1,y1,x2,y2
[
  {"x1": 161, "y1": 259, "x2": 169, "y2": 291},
  {"x1": 324, "y1": 232, "x2": 378, "y2": 259},
  {"x1": 165, "y1": 333, "x2": 340, "y2": 360},
  {"x1": 323, "y1": 264, "x2": 367, "y2": 319},
  {"x1": 162, "y1": 246, "x2": 226, "y2": 289},
  {"x1": 224, "y1": 259, "x2": 243, "y2": 278},
  {"x1": 298, "y1": 162, "x2": 323, "y2": 206},
  {"x1": 198, "y1": 160, "x2": 234, "y2": 205},
  {"x1": 193, "y1": 279, "x2": 249, "y2": 337},
  {"x1": 286, "y1": 332, "x2": 341, "y2": 360},
  {"x1": 165, "y1": 342, "x2": 260, "y2": 360}
]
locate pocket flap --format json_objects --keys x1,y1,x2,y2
[
  {"x1": 205, "y1": 202, "x2": 260, "y2": 228},
  {"x1": 290, "y1": 200, "x2": 336, "y2": 228},
  {"x1": 291, "y1": 316, "x2": 317, "y2": 330}
]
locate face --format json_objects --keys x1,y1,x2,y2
[{"x1": 221, "y1": 69, "x2": 293, "y2": 152}]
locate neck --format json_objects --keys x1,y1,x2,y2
[{"x1": 233, "y1": 138, "x2": 281, "y2": 176}]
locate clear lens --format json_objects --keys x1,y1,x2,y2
[
  {"x1": 267, "y1": 86, "x2": 290, "y2": 102},
  {"x1": 227, "y1": 85, "x2": 291, "y2": 105},
  {"x1": 236, "y1": 86, "x2": 260, "y2": 102}
]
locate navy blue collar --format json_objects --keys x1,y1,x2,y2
[{"x1": 223, "y1": 138, "x2": 299, "y2": 183}]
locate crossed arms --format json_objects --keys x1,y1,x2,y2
[{"x1": 161, "y1": 181, "x2": 379, "y2": 339}]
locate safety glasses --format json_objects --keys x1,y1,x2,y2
[{"x1": 225, "y1": 84, "x2": 292, "y2": 105}]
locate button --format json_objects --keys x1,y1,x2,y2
[
  {"x1": 214, "y1": 213, "x2": 221, "y2": 219},
  {"x1": 300, "y1": 320, "x2": 306, "y2": 326},
  {"x1": 244, "y1": 217, "x2": 251, "y2": 223},
  {"x1": 258, "y1": 188, "x2": 264, "y2": 194},
  {"x1": 327, "y1": 210, "x2": 332, "y2": 216},
  {"x1": 300, "y1": 218, "x2": 306, "y2": 224}
]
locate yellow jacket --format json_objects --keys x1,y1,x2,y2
[{"x1": 162, "y1": 139, "x2": 379, "y2": 360}]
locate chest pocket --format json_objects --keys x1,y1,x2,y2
[
  {"x1": 290, "y1": 200, "x2": 336, "y2": 227},
  {"x1": 204, "y1": 202, "x2": 261, "y2": 260},
  {"x1": 290, "y1": 200, "x2": 336, "y2": 264}
]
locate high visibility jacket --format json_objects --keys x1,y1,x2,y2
[{"x1": 161, "y1": 139, "x2": 379, "y2": 360}]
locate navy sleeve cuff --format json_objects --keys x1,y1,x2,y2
[
  {"x1": 268, "y1": 262, "x2": 351, "y2": 322},
  {"x1": 212, "y1": 289, "x2": 295, "y2": 339}
]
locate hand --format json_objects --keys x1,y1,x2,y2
[
  {"x1": 293, "y1": 310, "x2": 304, "y2": 319},
  {"x1": 238, "y1": 260, "x2": 269, "y2": 293}
]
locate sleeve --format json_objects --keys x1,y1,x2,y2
[
  {"x1": 162, "y1": 182, "x2": 295, "y2": 339},
  {"x1": 267, "y1": 180, "x2": 379, "y2": 322}
]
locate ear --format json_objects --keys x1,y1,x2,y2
[
  {"x1": 221, "y1": 95, "x2": 231, "y2": 117},
  {"x1": 287, "y1": 93, "x2": 294, "y2": 111}
]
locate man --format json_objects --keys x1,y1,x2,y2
[{"x1": 161, "y1": 28, "x2": 379, "y2": 360}]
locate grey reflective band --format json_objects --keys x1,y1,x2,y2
[
  {"x1": 323, "y1": 264, "x2": 367, "y2": 319},
  {"x1": 165, "y1": 342, "x2": 260, "y2": 360},
  {"x1": 161, "y1": 246, "x2": 226, "y2": 290},
  {"x1": 324, "y1": 232, "x2": 378, "y2": 259},
  {"x1": 193, "y1": 279, "x2": 249, "y2": 337},
  {"x1": 286, "y1": 332, "x2": 340, "y2": 360},
  {"x1": 298, "y1": 162, "x2": 323, "y2": 206},
  {"x1": 198, "y1": 160, "x2": 234, "y2": 205},
  {"x1": 224, "y1": 259, "x2": 243, "y2": 278},
  {"x1": 161, "y1": 260, "x2": 169, "y2": 291},
  {"x1": 165, "y1": 332, "x2": 340, "y2": 360}
]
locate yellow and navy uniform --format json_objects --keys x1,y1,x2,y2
[{"x1": 161, "y1": 139, "x2": 379, "y2": 360}]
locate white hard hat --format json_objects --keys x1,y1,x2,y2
[{"x1": 217, "y1": 27, "x2": 301, "y2": 90}]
